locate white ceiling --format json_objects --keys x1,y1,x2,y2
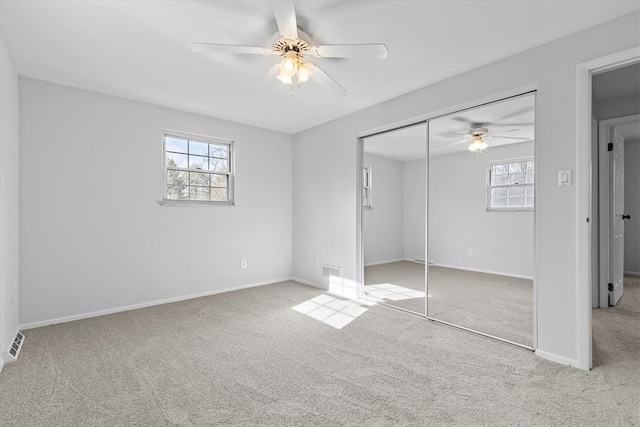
[
  {"x1": 364, "y1": 93, "x2": 535, "y2": 160},
  {"x1": 1, "y1": 1, "x2": 638, "y2": 134}
]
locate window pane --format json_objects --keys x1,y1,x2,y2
[
  {"x1": 508, "y1": 196, "x2": 525, "y2": 207},
  {"x1": 189, "y1": 172, "x2": 210, "y2": 186},
  {"x1": 526, "y1": 161, "x2": 534, "y2": 171},
  {"x1": 492, "y1": 197, "x2": 507, "y2": 207},
  {"x1": 525, "y1": 185, "x2": 534, "y2": 196},
  {"x1": 493, "y1": 164, "x2": 508, "y2": 175},
  {"x1": 209, "y1": 158, "x2": 229, "y2": 172},
  {"x1": 526, "y1": 170, "x2": 534, "y2": 183},
  {"x1": 189, "y1": 140, "x2": 209, "y2": 156},
  {"x1": 166, "y1": 152, "x2": 188, "y2": 168},
  {"x1": 509, "y1": 163, "x2": 525, "y2": 174},
  {"x1": 211, "y1": 188, "x2": 228, "y2": 202},
  {"x1": 210, "y1": 144, "x2": 228, "y2": 159},
  {"x1": 167, "y1": 170, "x2": 188, "y2": 186},
  {"x1": 188, "y1": 155, "x2": 209, "y2": 170},
  {"x1": 509, "y1": 173, "x2": 526, "y2": 184},
  {"x1": 166, "y1": 137, "x2": 188, "y2": 154},
  {"x1": 189, "y1": 186, "x2": 210, "y2": 201},
  {"x1": 491, "y1": 187, "x2": 507, "y2": 198},
  {"x1": 492, "y1": 175, "x2": 508, "y2": 185},
  {"x1": 166, "y1": 184, "x2": 188, "y2": 200},
  {"x1": 211, "y1": 174, "x2": 228, "y2": 188},
  {"x1": 525, "y1": 196, "x2": 534, "y2": 206},
  {"x1": 508, "y1": 186, "x2": 525, "y2": 197}
]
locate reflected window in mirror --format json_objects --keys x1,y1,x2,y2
[
  {"x1": 487, "y1": 158, "x2": 534, "y2": 211},
  {"x1": 363, "y1": 165, "x2": 372, "y2": 208}
]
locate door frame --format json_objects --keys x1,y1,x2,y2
[
  {"x1": 576, "y1": 46, "x2": 640, "y2": 370},
  {"x1": 598, "y1": 114, "x2": 640, "y2": 308},
  {"x1": 356, "y1": 84, "x2": 538, "y2": 349}
]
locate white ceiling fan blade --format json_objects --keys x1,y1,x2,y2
[
  {"x1": 307, "y1": 63, "x2": 346, "y2": 95},
  {"x1": 434, "y1": 137, "x2": 470, "y2": 148},
  {"x1": 190, "y1": 43, "x2": 271, "y2": 55},
  {"x1": 250, "y1": 64, "x2": 280, "y2": 94},
  {"x1": 273, "y1": 1, "x2": 298, "y2": 40},
  {"x1": 441, "y1": 132, "x2": 470, "y2": 138},
  {"x1": 313, "y1": 44, "x2": 389, "y2": 59},
  {"x1": 487, "y1": 135, "x2": 530, "y2": 140},
  {"x1": 489, "y1": 128, "x2": 520, "y2": 135}
]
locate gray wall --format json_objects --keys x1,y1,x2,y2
[
  {"x1": 362, "y1": 153, "x2": 404, "y2": 266},
  {"x1": 0, "y1": 31, "x2": 20, "y2": 370},
  {"x1": 19, "y1": 78, "x2": 293, "y2": 327},
  {"x1": 625, "y1": 139, "x2": 640, "y2": 274},
  {"x1": 291, "y1": 12, "x2": 639, "y2": 367},
  {"x1": 429, "y1": 142, "x2": 534, "y2": 279}
]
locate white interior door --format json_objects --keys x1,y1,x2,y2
[{"x1": 609, "y1": 128, "x2": 625, "y2": 306}]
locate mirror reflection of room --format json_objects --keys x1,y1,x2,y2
[
  {"x1": 362, "y1": 123, "x2": 427, "y2": 315},
  {"x1": 427, "y1": 94, "x2": 535, "y2": 347}
]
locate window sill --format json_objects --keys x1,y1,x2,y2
[
  {"x1": 159, "y1": 200, "x2": 235, "y2": 207},
  {"x1": 486, "y1": 207, "x2": 534, "y2": 212}
]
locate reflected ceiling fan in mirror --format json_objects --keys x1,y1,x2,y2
[
  {"x1": 190, "y1": 1, "x2": 389, "y2": 94},
  {"x1": 440, "y1": 123, "x2": 531, "y2": 153}
]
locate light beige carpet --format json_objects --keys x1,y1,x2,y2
[
  {"x1": 364, "y1": 261, "x2": 533, "y2": 346},
  {"x1": 0, "y1": 279, "x2": 638, "y2": 426}
]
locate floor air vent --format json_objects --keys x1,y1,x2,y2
[
  {"x1": 414, "y1": 259, "x2": 426, "y2": 264},
  {"x1": 7, "y1": 331, "x2": 25, "y2": 361}
]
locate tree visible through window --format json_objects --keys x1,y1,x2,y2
[
  {"x1": 488, "y1": 159, "x2": 534, "y2": 210},
  {"x1": 164, "y1": 132, "x2": 234, "y2": 204}
]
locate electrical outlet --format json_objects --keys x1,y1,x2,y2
[
  {"x1": 314, "y1": 257, "x2": 319, "y2": 267},
  {"x1": 241, "y1": 259, "x2": 247, "y2": 269},
  {"x1": 467, "y1": 249, "x2": 473, "y2": 256}
]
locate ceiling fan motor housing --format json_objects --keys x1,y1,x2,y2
[
  {"x1": 470, "y1": 123, "x2": 488, "y2": 137},
  {"x1": 272, "y1": 32, "x2": 312, "y2": 59}
]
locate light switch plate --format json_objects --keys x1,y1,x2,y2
[{"x1": 558, "y1": 169, "x2": 571, "y2": 186}]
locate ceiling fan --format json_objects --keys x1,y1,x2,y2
[
  {"x1": 189, "y1": 1, "x2": 389, "y2": 94},
  {"x1": 440, "y1": 123, "x2": 531, "y2": 153}
]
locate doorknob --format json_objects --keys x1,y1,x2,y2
[{"x1": 622, "y1": 214, "x2": 631, "y2": 220}]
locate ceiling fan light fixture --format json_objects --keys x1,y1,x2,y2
[
  {"x1": 468, "y1": 136, "x2": 488, "y2": 152},
  {"x1": 282, "y1": 57, "x2": 297, "y2": 74},
  {"x1": 276, "y1": 71, "x2": 293, "y2": 85},
  {"x1": 298, "y1": 63, "x2": 312, "y2": 82}
]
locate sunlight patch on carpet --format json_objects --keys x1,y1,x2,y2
[
  {"x1": 292, "y1": 294, "x2": 374, "y2": 329},
  {"x1": 364, "y1": 283, "x2": 426, "y2": 302}
]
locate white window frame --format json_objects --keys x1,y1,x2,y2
[
  {"x1": 363, "y1": 165, "x2": 372, "y2": 208},
  {"x1": 487, "y1": 157, "x2": 534, "y2": 212},
  {"x1": 162, "y1": 130, "x2": 235, "y2": 206}
]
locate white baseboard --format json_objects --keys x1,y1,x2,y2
[
  {"x1": 624, "y1": 271, "x2": 640, "y2": 276},
  {"x1": 432, "y1": 263, "x2": 534, "y2": 281},
  {"x1": 291, "y1": 277, "x2": 327, "y2": 290},
  {"x1": 20, "y1": 277, "x2": 293, "y2": 330},
  {"x1": 364, "y1": 258, "x2": 406, "y2": 267},
  {"x1": 535, "y1": 349, "x2": 580, "y2": 369}
]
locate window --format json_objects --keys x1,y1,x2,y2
[
  {"x1": 488, "y1": 158, "x2": 534, "y2": 210},
  {"x1": 163, "y1": 132, "x2": 234, "y2": 205},
  {"x1": 363, "y1": 165, "x2": 372, "y2": 208}
]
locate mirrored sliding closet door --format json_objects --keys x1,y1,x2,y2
[
  {"x1": 426, "y1": 93, "x2": 536, "y2": 347},
  {"x1": 362, "y1": 123, "x2": 427, "y2": 315}
]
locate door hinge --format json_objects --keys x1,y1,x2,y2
[
  {"x1": 608, "y1": 142, "x2": 613, "y2": 151},
  {"x1": 608, "y1": 283, "x2": 614, "y2": 292}
]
